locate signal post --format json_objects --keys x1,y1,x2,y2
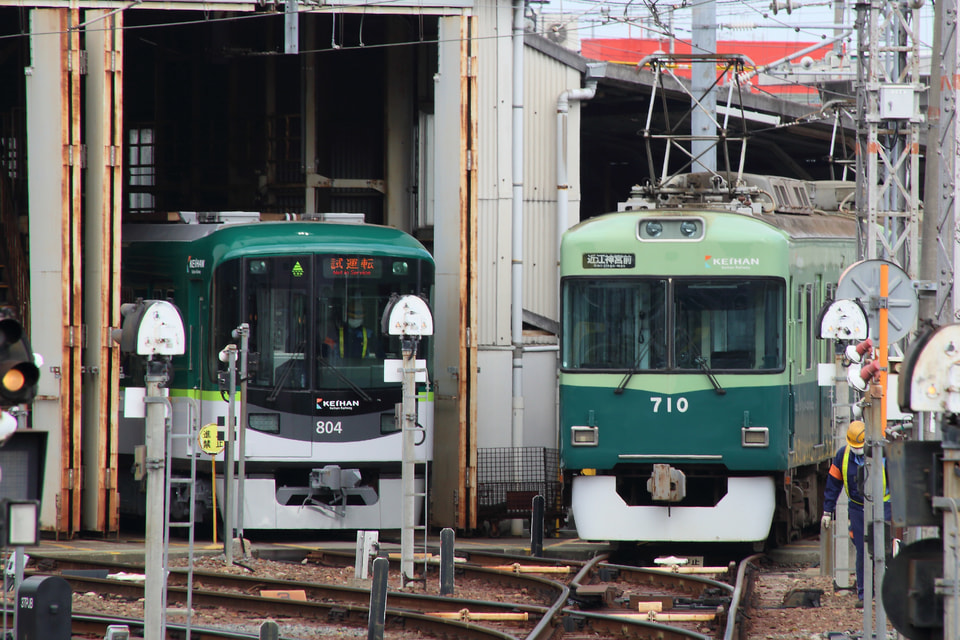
[
  {"x1": 112, "y1": 300, "x2": 185, "y2": 640},
  {"x1": 381, "y1": 294, "x2": 433, "y2": 588}
]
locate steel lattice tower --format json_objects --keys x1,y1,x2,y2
[{"x1": 855, "y1": 0, "x2": 923, "y2": 277}]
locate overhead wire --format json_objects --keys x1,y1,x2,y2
[{"x1": 0, "y1": 0, "x2": 932, "y2": 91}]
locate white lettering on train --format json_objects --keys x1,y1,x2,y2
[{"x1": 649, "y1": 396, "x2": 689, "y2": 413}]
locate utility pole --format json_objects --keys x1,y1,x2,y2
[
  {"x1": 143, "y1": 360, "x2": 169, "y2": 640},
  {"x1": 219, "y1": 343, "x2": 238, "y2": 567},
  {"x1": 936, "y1": 0, "x2": 960, "y2": 635},
  {"x1": 853, "y1": 0, "x2": 923, "y2": 633},
  {"x1": 690, "y1": 0, "x2": 717, "y2": 173},
  {"x1": 936, "y1": 0, "x2": 960, "y2": 325},
  {"x1": 235, "y1": 324, "x2": 250, "y2": 546}
]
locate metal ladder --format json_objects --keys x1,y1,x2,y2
[
  {"x1": 400, "y1": 366, "x2": 431, "y2": 587},
  {"x1": 163, "y1": 397, "x2": 200, "y2": 639},
  {"x1": 412, "y1": 384, "x2": 430, "y2": 581}
]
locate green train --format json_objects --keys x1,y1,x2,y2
[
  {"x1": 120, "y1": 213, "x2": 434, "y2": 531},
  {"x1": 559, "y1": 173, "x2": 857, "y2": 545}
]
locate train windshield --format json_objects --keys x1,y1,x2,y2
[
  {"x1": 562, "y1": 279, "x2": 668, "y2": 370},
  {"x1": 214, "y1": 254, "x2": 432, "y2": 392},
  {"x1": 674, "y1": 279, "x2": 783, "y2": 371},
  {"x1": 562, "y1": 277, "x2": 783, "y2": 371}
]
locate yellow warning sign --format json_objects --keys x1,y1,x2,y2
[{"x1": 198, "y1": 423, "x2": 224, "y2": 455}]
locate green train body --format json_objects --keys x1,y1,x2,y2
[
  {"x1": 120, "y1": 213, "x2": 435, "y2": 531},
  {"x1": 559, "y1": 174, "x2": 857, "y2": 544}
]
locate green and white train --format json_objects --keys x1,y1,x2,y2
[
  {"x1": 120, "y1": 213, "x2": 434, "y2": 531},
  {"x1": 559, "y1": 173, "x2": 857, "y2": 545}
]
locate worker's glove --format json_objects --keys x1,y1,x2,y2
[{"x1": 821, "y1": 513, "x2": 832, "y2": 530}]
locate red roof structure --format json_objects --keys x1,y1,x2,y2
[{"x1": 581, "y1": 38, "x2": 838, "y2": 98}]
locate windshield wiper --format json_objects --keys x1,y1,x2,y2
[
  {"x1": 267, "y1": 342, "x2": 306, "y2": 403},
  {"x1": 676, "y1": 322, "x2": 725, "y2": 396},
  {"x1": 317, "y1": 355, "x2": 373, "y2": 402},
  {"x1": 695, "y1": 356, "x2": 726, "y2": 395},
  {"x1": 614, "y1": 342, "x2": 651, "y2": 395}
]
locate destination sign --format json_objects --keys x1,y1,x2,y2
[
  {"x1": 583, "y1": 253, "x2": 635, "y2": 269},
  {"x1": 324, "y1": 256, "x2": 380, "y2": 277}
]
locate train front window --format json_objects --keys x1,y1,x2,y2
[
  {"x1": 214, "y1": 254, "x2": 432, "y2": 394},
  {"x1": 315, "y1": 255, "x2": 432, "y2": 391},
  {"x1": 245, "y1": 256, "x2": 312, "y2": 391},
  {"x1": 562, "y1": 279, "x2": 667, "y2": 370},
  {"x1": 674, "y1": 279, "x2": 784, "y2": 371}
]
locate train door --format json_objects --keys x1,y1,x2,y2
[
  {"x1": 816, "y1": 274, "x2": 826, "y2": 444},
  {"x1": 798, "y1": 282, "x2": 816, "y2": 451},
  {"x1": 788, "y1": 279, "x2": 798, "y2": 452},
  {"x1": 162, "y1": 273, "x2": 209, "y2": 494}
]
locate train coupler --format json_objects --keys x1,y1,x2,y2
[{"x1": 647, "y1": 464, "x2": 686, "y2": 502}]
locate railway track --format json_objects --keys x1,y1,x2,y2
[{"x1": 21, "y1": 548, "x2": 761, "y2": 640}]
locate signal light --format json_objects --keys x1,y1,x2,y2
[{"x1": 0, "y1": 319, "x2": 39, "y2": 408}]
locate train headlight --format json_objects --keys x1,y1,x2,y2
[
  {"x1": 571, "y1": 425, "x2": 598, "y2": 446},
  {"x1": 249, "y1": 413, "x2": 280, "y2": 433},
  {"x1": 644, "y1": 221, "x2": 663, "y2": 237},
  {"x1": 680, "y1": 220, "x2": 698, "y2": 237},
  {"x1": 741, "y1": 426, "x2": 769, "y2": 447}
]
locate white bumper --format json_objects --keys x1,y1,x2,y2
[
  {"x1": 571, "y1": 475, "x2": 776, "y2": 542},
  {"x1": 219, "y1": 476, "x2": 423, "y2": 530}
]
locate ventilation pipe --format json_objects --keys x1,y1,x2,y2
[
  {"x1": 510, "y1": 0, "x2": 525, "y2": 518},
  {"x1": 557, "y1": 63, "x2": 606, "y2": 256}
]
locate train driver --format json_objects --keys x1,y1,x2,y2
[{"x1": 336, "y1": 299, "x2": 380, "y2": 359}]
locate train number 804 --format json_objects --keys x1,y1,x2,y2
[{"x1": 316, "y1": 421, "x2": 344, "y2": 435}]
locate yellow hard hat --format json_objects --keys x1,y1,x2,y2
[{"x1": 846, "y1": 421, "x2": 866, "y2": 449}]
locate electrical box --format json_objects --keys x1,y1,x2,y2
[
  {"x1": 17, "y1": 575, "x2": 72, "y2": 640},
  {"x1": 879, "y1": 84, "x2": 915, "y2": 120},
  {"x1": 887, "y1": 440, "x2": 942, "y2": 527}
]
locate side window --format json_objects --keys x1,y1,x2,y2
[
  {"x1": 795, "y1": 282, "x2": 814, "y2": 372},
  {"x1": 818, "y1": 277, "x2": 828, "y2": 362},
  {"x1": 211, "y1": 259, "x2": 241, "y2": 385},
  {"x1": 127, "y1": 126, "x2": 157, "y2": 216},
  {"x1": 795, "y1": 284, "x2": 802, "y2": 374},
  {"x1": 803, "y1": 283, "x2": 814, "y2": 371}
]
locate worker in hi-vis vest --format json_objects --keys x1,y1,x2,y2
[
  {"x1": 337, "y1": 299, "x2": 377, "y2": 359},
  {"x1": 821, "y1": 420, "x2": 891, "y2": 608}
]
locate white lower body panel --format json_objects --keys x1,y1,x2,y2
[
  {"x1": 572, "y1": 475, "x2": 776, "y2": 542},
  {"x1": 219, "y1": 476, "x2": 424, "y2": 531}
]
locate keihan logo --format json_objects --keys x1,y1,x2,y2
[
  {"x1": 316, "y1": 397, "x2": 360, "y2": 410},
  {"x1": 705, "y1": 255, "x2": 759, "y2": 269},
  {"x1": 187, "y1": 256, "x2": 205, "y2": 272}
]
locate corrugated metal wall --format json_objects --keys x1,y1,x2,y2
[
  {"x1": 474, "y1": 11, "x2": 584, "y2": 346},
  {"x1": 475, "y1": 1, "x2": 512, "y2": 347},
  {"x1": 523, "y1": 47, "x2": 583, "y2": 325}
]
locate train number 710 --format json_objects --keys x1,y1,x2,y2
[{"x1": 649, "y1": 397, "x2": 689, "y2": 413}]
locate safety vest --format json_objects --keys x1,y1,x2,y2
[
  {"x1": 841, "y1": 445, "x2": 890, "y2": 506},
  {"x1": 339, "y1": 326, "x2": 368, "y2": 358}
]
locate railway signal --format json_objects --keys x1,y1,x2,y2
[
  {"x1": 382, "y1": 294, "x2": 433, "y2": 588},
  {"x1": 111, "y1": 299, "x2": 185, "y2": 640},
  {"x1": 0, "y1": 318, "x2": 39, "y2": 409}
]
